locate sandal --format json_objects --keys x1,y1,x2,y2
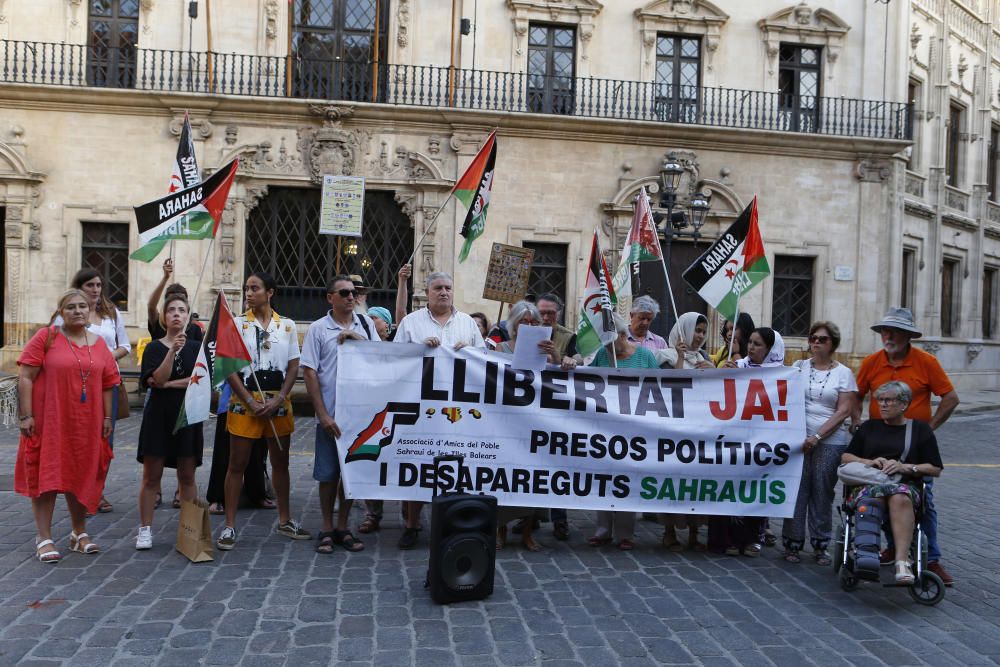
[
  {"x1": 763, "y1": 529, "x2": 777, "y2": 547},
  {"x1": 208, "y1": 502, "x2": 225, "y2": 515},
  {"x1": 69, "y1": 531, "x2": 100, "y2": 555},
  {"x1": 587, "y1": 535, "x2": 612, "y2": 547},
  {"x1": 315, "y1": 531, "x2": 335, "y2": 555},
  {"x1": 522, "y1": 538, "x2": 543, "y2": 552},
  {"x1": 332, "y1": 529, "x2": 365, "y2": 552},
  {"x1": 172, "y1": 491, "x2": 181, "y2": 509},
  {"x1": 618, "y1": 539, "x2": 635, "y2": 551},
  {"x1": 153, "y1": 492, "x2": 162, "y2": 510},
  {"x1": 257, "y1": 498, "x2": 277, "y2": 510},
  {"x1": 358, "y1": 516, "x2": 381, "y2": 534},
  {"x1": 662, "y1": 531, "x2": 684, "y2": 552},
  {"x1": 35, "y1": 538, "x2": 61, "y2": 564},
  {"x1": 895, "y1": 560, "x2": 915, "y2": 584},
  {"x1": 743, "y1": 543, "x2": 763, "y2": 558},
  {"x1": 724, "y1": 546, "x2": 741, "y2": 557},
  {"x1": 814, "y1": 550, "x2": 832, "y2": 567},
  {"x1": 783, "y1": 549, "x2": 801, "y2": 563},
  {"x1": 97, "y1": 497, "x2": 113, "y2": 513}
]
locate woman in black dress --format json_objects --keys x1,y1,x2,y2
[{"x1": 134, "y1": 294, "x2": 204, "y2": 550}]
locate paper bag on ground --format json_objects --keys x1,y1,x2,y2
[{"x1": 176, "y1": 498, "x2": 214, "y2": 562}]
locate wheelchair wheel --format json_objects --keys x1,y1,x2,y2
[
  {"x1": 831, "y1": 538, "x2": 845, "y2": 575},
  {"x1": 839, "y1": 567, "x2": 859, "y2": 591},
  {"x1": 908, "y1": 571, "x2": 945, "y2": 606}
]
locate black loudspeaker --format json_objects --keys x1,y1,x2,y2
[{"x1": 428, "y1": 493, "x2": 497, "y2": 604}]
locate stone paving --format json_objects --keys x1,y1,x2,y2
[{"x1": 0, "y1": 409, "x2": 998, "y2": 666}]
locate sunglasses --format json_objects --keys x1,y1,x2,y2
[
  {"x1": 809, "y1": 335, "x2": 831, "y2": 344},
  {"x1": 333, "y1": 288, "x2": 358, "y2": 298}
]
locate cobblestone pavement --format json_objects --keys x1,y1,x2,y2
[{"x1": 0, "y1": 409, "x2": 998, "y2": 666}]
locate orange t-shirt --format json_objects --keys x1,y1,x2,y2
[{"x1": 856, "y1": 345, "x2": 954, "y2": 422}]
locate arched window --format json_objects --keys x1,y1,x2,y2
[{"x1": 244, "y1": 187, "x2": 412, "y2": 321}]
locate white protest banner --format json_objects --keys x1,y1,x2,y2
[{"x1": 336, "y1": 342, "x2": 806, "y2": 518}]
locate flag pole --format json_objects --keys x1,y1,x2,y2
[
  {"x1": 726, "y1": 289, "x2": 743, "y2": 361},
  {"x1": 403, "y1": 197, "x2": 452, "y2": 268},
  {"x1": 183, "y1": 236, "x2": 216, "y2": 331},
  {"x1": 246, "y1": 369, "x2": 284, "y2": 450},
  {"x1": 657, "y1": 251, "x2": 679, "y2": 327}
]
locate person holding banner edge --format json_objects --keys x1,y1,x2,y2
[
  {"x1": 135, "y1": 294, "x2": 204, "y2": 550},
  {"x1": 217, "y1": 271, "x2": 310, "y2": 551},
  {"x1": 301, "y1": 276, "x2": 380, "y2": 554},
  {"x1": 393, "y1": 271, "x2": 486, "y2": 550}
]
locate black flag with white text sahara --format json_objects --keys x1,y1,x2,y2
[{"x1": 131, "y1": 158, "x2": 239, "y2": 262}]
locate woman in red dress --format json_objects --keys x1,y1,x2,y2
[{"x1": 16, "y1": 289, "x2": 119, "y2": 563}]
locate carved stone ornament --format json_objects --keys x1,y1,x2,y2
[
  {"x1": 635, "y1": 0, "x2": 729, "y2": 74},
  {"x1": 758, "y1": 4, "x2": 850, "y2": 77},
  {"x1": 297, "y1": 107, "x2": 369, "y2": 184},
  {"x1": 856, "y1": 159, "x2": 891, "y2": 183},
  {"x1": 397, "y1": 0, "x2": 410, "y2": 48},
  {"x1": 28, "y1": 221, "x2": 41, "y2": 250},
  {"x1": 919, "y1": 341, "x2": 941, "y2": 354},
  {"x1": 910, "y1": 23, "x2": 921, "y2": 50},
  {"x1": 428, "y1": 135, "x2": 442, "y2": 155},
  {"x1": 231, "y1": 137, "x2": 303, "y2": 177},
  {"x1": 0, "y1": 0, "x2": 8, "y2": 25},
  {"x1": 169, "y1": 115, "x2": 213, "y2": 140},
  {"x1": 225, "y1": 125, "x2": 238, "y2": 145},
  {"x1": 957, "y1": 53, "x2": 968, "y2": 82},
  {"x1": 967, "y1": 343, "x2": 983, "y2": 363},
  {"x1": 264, "y1": 0, "x2": 278, "y2": 40}
]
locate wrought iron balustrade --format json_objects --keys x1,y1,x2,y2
[{"x1": 1, "y1": 39, "x2": 912, "y2": 140}]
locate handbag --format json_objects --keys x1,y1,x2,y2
[
  {"x1": 837, "y1": 420, "x2": 912, "y2": 486},
  {"x1": 176, "y1": 497, "x2": 215, "y2": 563}
]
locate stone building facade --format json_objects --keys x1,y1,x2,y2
[{"x1": 0, "y1": 0, "x2": 995, "y2": 389}]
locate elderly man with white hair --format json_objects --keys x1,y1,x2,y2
[
  {"x1": 628, "y1": 295, "x2": 669, "y2": 352},
  {"x1": 393, "y1": 271, "x2": 486, "y2": 549}
]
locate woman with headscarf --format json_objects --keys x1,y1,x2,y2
[
  {"x1": 657, "y1": 312, "x2": 713, "y2": 550},
  {"x1": 715, "y1": 312, "x2": 755, "y2": 367},
  {"x1": 711, "y1": 327, "x2": 786, "y2": 555}
]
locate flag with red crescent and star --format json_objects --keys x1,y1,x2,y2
[{"x1": 575, "y1": 229, "x2": 618, "y2": 359}]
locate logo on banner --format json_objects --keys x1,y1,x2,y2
[{"x1": 345, "y1": 402, "x2": 420, "y2": 463}]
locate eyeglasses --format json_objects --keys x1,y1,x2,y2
[
  {"x1": 876, "y1": 396, "x2": 898, "y2": 404},
  {"x1": 809, "y1": 335, "x2": 831, "y2": 344},
  {"x1": 333, "y1": 288, "x2": 358, "y2": 298}
]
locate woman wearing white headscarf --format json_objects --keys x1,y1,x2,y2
[
  {"x1": 727, "y1": 327, "x2": 785, "y2": 368},
  {"x1": 655, "y1": 312, "x2": 716, "y2": 370}
]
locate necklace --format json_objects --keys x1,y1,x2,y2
[
  {"x1": 64, "y1": 328, "x2": 94, "y2": 403},
  {"x1": 808, "y1": 359, "x2": 834, "y2": 403}
]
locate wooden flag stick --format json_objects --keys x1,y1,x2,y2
[{"x1": 404, "y1": 200, "x2": 452, "y2": 268}]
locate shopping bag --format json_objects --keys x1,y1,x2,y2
[{"x1": 176, "y1": 498, "x2": 215, "y2": 562}]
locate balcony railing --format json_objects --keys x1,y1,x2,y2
[{"x1": 1, "y1": 40, "x2": 912, "y2": 140}]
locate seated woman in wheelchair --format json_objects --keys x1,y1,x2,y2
[{"x1": 841, "y1": 381, "x2": 943, "y2": 584}]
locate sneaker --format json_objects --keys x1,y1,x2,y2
[
  {"x1": 398, "y1": 527, "x2": 419, "y2": 550},
  {"x1": 135, "y1": 526, "x2": 152, "y2": 550},
  {"x1": 879, "y1": 547, "x2": 894, "y2": 565},
  {"x1": 217, "y1": 526, "x2": 237, "y2": 551},
  {"x1": 276, "y1": 520, "x2": 312, "y2": 540},
  {"x1": 927, "y1": 561, "x2": 954, "y2": 587}
]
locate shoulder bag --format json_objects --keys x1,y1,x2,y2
[
  {"x1": 114, "y1": 317, "x2": 130, "y2": 420},
  {"x1": 837, "y1": 420, "x2": 912, "y2": 486}
]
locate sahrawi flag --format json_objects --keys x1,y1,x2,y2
[
  {"x1": 612, "y1": 187, "x2": 662, "y2": 316},
  {"x1": 576, "y1": 230, "x2": 618, "y2": 358},
  {"x1": 174, "y1": 292, "x2": 253, "y2": 433},
  {"x1": 131, "y1": 157, "x2": 239, "y2": 262},
  {"x1": 130, "y1": 113, "x2": 207, "y2": 261},
  {"x1": 682, "y1": 196, "x2": 770, "y2": 321},
  {"x1": 453, "y1": 130, "x2": 497, "y2": 263}
]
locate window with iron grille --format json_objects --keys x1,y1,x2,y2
[
  {"x1": 771, "y1": 255, "x2": 813, "y2": 337},
  {"x1": 523, "y1": 242, "x2": 567, "y2": 322},
  {"x1": 907, "y1": 79, "x2": 921, "y2": 170},
  {"x1": 984, "y1": 267, "x2": 998, "y2": 339},
  {"x1": 244, "y1": 187, "x2": 412, "y2": 322},
  {"x1": 81, "y1": 222, "x2": 130, "y2": 311},
  {"x1": 947, "y1": 102, "x2": 964, "y2": 187},
  {"x1": 989, "y1": 125, "x2": 1000, "y2": 202},
  {"x1": 655, "y1": 35, "x2": 700, "y2": 123},
  {"x1": 778, "y1": 45, "x2": 821, "y2": 133},
  {"x1": 87, "y1": 0, "x2": 139, "y2": 89},
  {"x1": 901, "y1": 247, "x2": 916, "y2": 311},
  {"x1": 292, "y1": 0, "x2": 389, "y2": 101},
  {"x1": 527, "y1": 24, "x2": 575, "y2": 115},
  {"x1": 940, "y1": 258, "x2": 959, "y2": 337}
]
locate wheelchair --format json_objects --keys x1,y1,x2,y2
[{"x1": 832, "y1": 481, "x2": 945, "y2": 606}]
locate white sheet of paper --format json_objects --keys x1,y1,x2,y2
[{"x1": 511, "y1": 325, "x2": 552, "y2": 371}]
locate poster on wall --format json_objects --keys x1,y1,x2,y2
[{"x1": 319, "y1": 175, "x2": 365, "y2": 236}]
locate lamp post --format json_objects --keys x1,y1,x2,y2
[{"x1": 651, "y1": 152, "x2": 711, "y2": 331}]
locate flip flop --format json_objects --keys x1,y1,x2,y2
[
  {"x1": 208, "y1": 503, "x2": 225, "y2": 515},
  {"x1": 587, "y1": 535, "x2": 612, "y2": 547}
]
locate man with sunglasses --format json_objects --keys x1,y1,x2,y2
[
  {"x1": 301, "y1": 276, "x2": 380, "y2": 555},
  {"x1": 393, "y1": 271, "x2": 486, "y2": 549},
  {"x1": 856, "y1": 306, "x2": 960, "y2": 586}
]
